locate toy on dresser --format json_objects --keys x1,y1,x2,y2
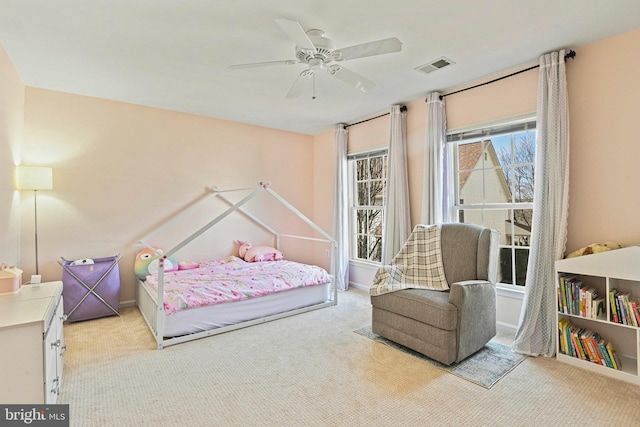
[{"x1": 0, "y1": 264, "x2": 22, "y2": 294}]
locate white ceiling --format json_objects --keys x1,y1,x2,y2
[{"x1": 1, "y1": 1, "x2": 639, "y2": 135}]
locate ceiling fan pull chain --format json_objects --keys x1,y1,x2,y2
[{"x1": 312, "y1": 73, "x2": 316, "y2": 100}]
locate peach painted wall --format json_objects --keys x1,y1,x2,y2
[
  {"x1": 565, "y1": 28, "x2": 640, "y2": 252},
  {"x1": 21, "y1": 88, "x2": 317, "y2": 303},
  {"x1": 445, "y1": 66, "x2": 538, "y2": 131},
  {"x1": 312, "y1": 128, "x2": 335, "y2": 271},
  {"x1": 313, "y1": 28, "x2": 640, "y2": 328},
  {"x1": 0, "y1": 43, "x2": 24, "y2": 268}
]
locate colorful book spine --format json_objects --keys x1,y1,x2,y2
[
  {"x1": 558, "y1": 276, "x2": 568, "y2": 313},
  {"x1": 631, "y1": 300, "x2": 640, "y2": 326},
  {"x1": 592, "y1": 297, "x2": 606, "y2": 320},
  {"x1": 605, "y1": 342, "x2": 619, "y2": 370},
  {"x1": 557, "y1": 318, "x2": 620, "y2": 370},
  {"x1": 610, "y1": 289, "x2": 619, "y2": 323},
  {"x1": 597, "y1": 339, "x2": 613, "y2": 368}
]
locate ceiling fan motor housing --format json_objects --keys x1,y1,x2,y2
[{"x1": 296, "y1": 29, "x2": 337, "y2": 67}]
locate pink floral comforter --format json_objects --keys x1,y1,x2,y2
[{"x1": 145, "y1": 256, "x2": 331, "y2": 315}]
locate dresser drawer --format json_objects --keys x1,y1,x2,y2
[
  {"x1": 0, "y1": 282, "x2": 64, "y2": 404},
  {"x1": 44, "y1": 295, "x2": 64, "y2": 404}
]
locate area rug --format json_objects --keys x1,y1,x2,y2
[{"x1": 354, "y1": 326, "x2": 526, "y2": 389}]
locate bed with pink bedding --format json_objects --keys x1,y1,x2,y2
[
  {"x1": 138, "y1": 255, "x2": 333, "y2": 347},
  {"x1": 135, "y1": 183, "x2": 337, "y2": 349}
]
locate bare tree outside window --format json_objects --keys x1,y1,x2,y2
[
  {"x1": 498, "y1": 130, "x2": 536, "y2": 235},
  {"x1": 352, "y1": 154, "x2": 387, "y2": 262},
  {"x1": 451, "y1": 122, "x2": 536, "y2": 288}
]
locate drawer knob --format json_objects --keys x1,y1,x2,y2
[
  {"x1": 51, "y1": 377, "x2": 60, "y2": 395},
  {"x1": 51, "y1": 339, "x2": 61, "y2": 348}
]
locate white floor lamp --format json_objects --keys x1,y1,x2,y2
[{"x1": 15, "y1": 165, "x2": 53, "y2": 275}]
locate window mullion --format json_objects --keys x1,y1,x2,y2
[
  {"x1": 449, "y1": 117, "x2": 535, "y2": 289},
  {"x1": 348, "y1": 151, "x2": 388, "y2": 263}
]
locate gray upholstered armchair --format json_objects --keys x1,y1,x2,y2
[{"x1": 370, "y1": 223, "x2": 499, "y2": 365}]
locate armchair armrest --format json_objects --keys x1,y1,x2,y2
[{"x1": 448, "y1": 280, "x2": 497, "y2": 362}]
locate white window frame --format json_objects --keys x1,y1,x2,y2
[
  {"x1": 347, "y1": 148, "x2": 388, "y2": 265},
  {"x1": 447, "y1": 115, "x2": 536, "y2": 293}
]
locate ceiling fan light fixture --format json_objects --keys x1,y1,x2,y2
[{"x1": 308, "y1": 58, "x2": 324, "y2": 71}]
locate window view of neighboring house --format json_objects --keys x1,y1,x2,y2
[
  {"x1": 450, "y1": 119, "x2": 536, "y2": 288},
  {"x1": 347, "y1": 118, "x2": 535, "y2": 288},
  {"x1": 348, "y1": 150, "x2": 388, "y2": 263}
]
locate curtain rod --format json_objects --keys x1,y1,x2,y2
[
  {"x1": 436, "y1": 50, "x2": 576, "y2": 101},
  {"x1": 345, "y1": 105, "x2": 407, "y2": 128}
]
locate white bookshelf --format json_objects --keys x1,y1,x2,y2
[{"x1": 555, "y1": 246, "x2": 640, "y2": 385}]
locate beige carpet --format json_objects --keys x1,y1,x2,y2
[
  {"x1": 60, "y1": 288, "x2": 640, "y2": 427},
  {"x1": 354, "y1": 326, "x2": 526, "y2": 389}
]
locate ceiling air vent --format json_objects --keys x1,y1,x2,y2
[{"x1": 415, "y1": 57, "x2": 455, "y2": 75}]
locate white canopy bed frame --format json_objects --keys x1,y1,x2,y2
[{"x1": 137, "y1": 182, "x2": 337, "y2": 349}]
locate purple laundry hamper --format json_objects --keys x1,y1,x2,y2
[{"x1": 60, "y1": 254, "x2": 122, "y2": 322}]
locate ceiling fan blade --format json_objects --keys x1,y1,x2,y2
[
  {"x1": 229, "y1": 59, "x2": 298, "y2": 70},
  {"x1": 275, "y1": 18, "x2": 316, "y2": 51},
  {"x1": 327, "y1": 65, "x2": 375, "y2": 93},
  {"x1": 286, "y1": 69, "x2": 314, "y2": 98},
  {"x1": 335, "y1": 37, "x2": 402, "y2": 61}
]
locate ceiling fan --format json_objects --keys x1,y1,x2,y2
[{"x1": 229, "y1": 18, "x2": 402, "y2": 99}]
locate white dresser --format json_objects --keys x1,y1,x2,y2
[{"x1": 0, "y1": 281, "x2": 65, "y2": 403}]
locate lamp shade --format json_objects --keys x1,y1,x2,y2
[{"x1": 15, "y1": 166, "x2": 53, "y2": 190}]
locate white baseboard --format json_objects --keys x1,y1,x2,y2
[
  {"x1": 119, "y1": 299, "x2": 137, "y2": 308},
  {"x1": 348, "y1": 282, "x2": 370, "y2": 291},
  {"x1": 497, "y1": 321, "x2": 517, "y2": 333}
]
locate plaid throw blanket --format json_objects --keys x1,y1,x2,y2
[{"x1": 370, "y1": 224, "x2": 448, "y2": 296}]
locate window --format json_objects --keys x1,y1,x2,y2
[
  {"x1": 448, "y1": 118, "x2": 536, "y2": 289},
  {"x1": 348, "y1": 150, "x2": 388, "y2": 263}
]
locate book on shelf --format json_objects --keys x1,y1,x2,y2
[
  {"x1": 558, "y1": 275, "x2": 571, "y2": 314},
  {"x1": 580, "y1": 331, "x2": 599, "y2": 363},
  {"x1": 592, "y1": 297, "x2": 606, "y2": 319},
  {"x1": 570, "y1": 326, "x2": 587, "y2": 360},
  {"x1": 557, "y1": 318, "x2": 621, "y2": 370},
  {"x1": 621, "y1": 293, "x2": 636, "y2": 327},
  {"x1": 557, "y1": 275, "x2": 574, "y2": 315},
  {"x1": 558, "y1": 275, "x2": 574, "y2": 314},
  {"x1": 597, "y1": 338, "x2": 614, "y2": 368},
  {"x1": 558, "y1": 318, "x2": 572, "y2": 356},
  {"x1": 631, "y1": 299, "x2": 640, "y2": 326},
  {"x1": 617, "y1": 293, "x2": 628, "y2": 325},
  {"x1": 572, "y1": 280, "x2": 582, "y2": 315},
  {"x1": 608, "y1": 290, "x2": 640, "y2": 326},
  {"x1": 610, "y1": 289, "x2": 619, "y2": 323},
  {"x1": 605, "y1": 341, "x2": 620, "y2": 370},
  {"x1": 557, "y1": 274, "x2": 604, "y2": 319}
]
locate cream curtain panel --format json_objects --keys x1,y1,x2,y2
[
  {"x1": 421, "y1": 92, "x2": 451, "y2": 225},
  {"x1": 513, "y1": 50, "x2": 570, "y2": 357},
  {"x1": 381, "y1": 105, "x2": 411, "y2": 265},
  {"x1": 332, "y1": 123, "x2": 350, "y2": 291}
]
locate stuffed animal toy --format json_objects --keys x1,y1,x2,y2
[
  {"x1": 134, "y1": 247, "x2": 179, "y2": 280},
  {"x1": 566, "y1": 242, "x2": 623, "y2": 258},
  {"x1": 235, "y1": 240, "x2": 284, "y2": 262}
]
